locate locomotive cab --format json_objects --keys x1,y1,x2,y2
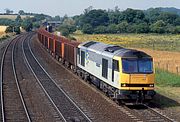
[{"x1": 116, "y1": 51, "x2": 156, "y2": 103}]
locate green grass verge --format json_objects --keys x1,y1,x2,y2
[{"x1": 155, "y1": 68, "x2": 180, "y2": 87}]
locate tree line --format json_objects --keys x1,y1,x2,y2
[{"x1": 57, "y1": 7, "x2": 180, "y2": 35}]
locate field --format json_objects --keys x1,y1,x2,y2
[
  {"x1": 0, "y1": 26, "x2": 8, "y2": 37},
  {"x1": 0, "y1": 25, "x2": 7, "y2": 33},
  {"x1": 73, "y1": 33, "x2": 180, "y2": 51},
  {"x1": 0, "y1": 15, "x2": 34, "y2": 20},
  {"x1": 0, "y1": 26, "x2": 12, "y2": 42}
]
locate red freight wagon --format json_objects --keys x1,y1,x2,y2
[
  {"x1": 49, "y1": 37, "x2": 54, "y2": 52},
  {"x1": 38, "y1": 33, "x2": 41, "y2": 42},
  {"x1": 44, "y1": 36, "x2": 48, "y2": 48},
  {"x1": 55, "y1": 40, "x2": 62, "y2": 57},
  {"x1": 64, "y1": 41, "x2": 80, "y2": 66}
]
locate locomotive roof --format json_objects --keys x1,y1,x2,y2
[{"x1": 79, "y1": 41, "x2": 151, "y2": 58}]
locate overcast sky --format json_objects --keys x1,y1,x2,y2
[{"x1": 1, "y1": 0, "x2": 180, "y2": 17}]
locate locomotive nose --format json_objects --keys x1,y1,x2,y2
[{"x1": 130, "y1": 74, "x2": 147, "y2": 84}]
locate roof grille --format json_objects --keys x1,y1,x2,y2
[
  {"x1": 83, "y1": 41, "x2": 97, "y2": 47},
  {"x1": 104, "y1": 46, "x2": 123, "y2": 53}
]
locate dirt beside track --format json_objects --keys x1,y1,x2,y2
[
  {"x1": 31, "y1": 35, "x2": 136, "y2": 122},
  {"x1": 0, "y1": 38, "x2": 11, "y2": 60}
]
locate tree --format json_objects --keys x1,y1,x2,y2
[
  {"x1": 57, "y1": 24, "x2": 76, "y2": 36},
  {"x1": 60, "y1": 28, "x2": 69, "y2": 36},
  {"x1": 117, "y1": 21, "x2": 129, "y2": 33},
  {"x1": 14, "y1": 26, "x2": 20, "y2": 34},
  {"x1": 174, "y1": 18, "x2": 180, "y2": 26},
  {"x1": 134, "y1": 23, "x2": 149, "y2": 33},
  {"x1": 174, "y1": 26, "x2": 180, "y2": 33},
  {"x1": 94, "y1": 26, "x2": 107, "y2": 34},
  {"x1": 18, "y1": 10, "x2": 25, "y2": 15},
  {"x1": 22, "y1": 18, "x2": 33, "y2": 32},
  {"x1": 107, "y1": 24, "x2": 118, "y2": 33},
  {"x1": 33, "y1": 22, "x2": 40, "y2": 29},
  {"x1": 5, "y1": 26, "x2": 20, "y2": 34},
  {"x1": 53, "y1": 16, "x2": 61, "y2": 21},
  {"x1": 108, "y1": 11, "x2": 122, "y2": 24},
  {"x1": 15, "y1": 15, "x2": 22, "y2": 26},
  {"x1": 4, "y1": 8, "x2": 13, "y2": 14},
  {"x1": 150, "y1": 20, "x2": 166, "y2": 33},
  {"x1": 0, "y1": 18, "x2": 14, "y2": 26},
  {"x1": 5, "y1": 26, "x2": 13, "y2": 33},
  {"x1": 33, "y1": 14, "x2": 46, "y2": 21},
  {"x1": 84, "y1": 6, "x2": 93, "y2": 14},
  {"x1": 57, "y1": 17, "x2": 76, "y2": 35},
  {"x1": 82, "y1": 24, "x2": 93, "y2": 34},
  {"x1": 158, "y1": 12, "x2": 178, "y2": 25},
  {"x1": 122, "y1": 8, "x2": 137, "y2": 23},
  {"x1": 80, "y1": 9, "x2": 109, "y2": 28},
  {"x1": 145, "y1": 8, "x2": 161, "y2": 23}
]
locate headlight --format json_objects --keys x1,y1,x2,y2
[
  {"x1": 149, "y1": 84, "x2": 154, "y2": 87},
  {"x1": 121, "y1": 83, "x2": 127, "y2": 87}
]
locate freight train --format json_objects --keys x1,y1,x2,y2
[{"x1": 37, "y1": 29, "x2": 156, "y2": 104}]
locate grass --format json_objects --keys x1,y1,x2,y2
[
  {"x1": 155, "y1": 68, "x2": 180, "y2": 87},
  {"x1": 73, "y1": 33, "x2": 180, "y2": 52}
]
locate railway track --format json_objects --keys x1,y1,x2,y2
[
  {"x1": 128, "y1": 104, "x2": 176, "y2": 122},
  {"x1": 23, "y1": 33, "x2": 92, "y2": 122},
  {"x1": 0, "y1": 35, "x2": 31, "y2": 122}
]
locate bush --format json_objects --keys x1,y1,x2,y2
[
  {"x1": 174, "y1": 26, "x2": 180, "y2": 34},
  {"x1": 82, "y1": 24, "x2": 93, "y2": 34},
  {"x1": 5, "y1": 26, "x2": 13, "y2": 33},
  {"x1": 5, "y1": 26, "x2": 20, "y2": 34},
  {"x1": 107, "y1": 24, "x2": 118, "y2": 33},
  {"x1": 14, "y1": 26, "x2": 20, "y2": 34},
  {"x1": 134, "y1": 23, "x2": 149, "y2": 33},
  {"x1": 117, "y1": 21, "x2": 128, "y2": 33},
  {"x1": 68, "y1": 36, "x2": 77, "y2": 41},
  {"x1": 61, "y1": 28, "x2": 70, "y2": 36},
  {"x1": 150, "y1": 20, "x2": 166, "y2": 33},
  {"x1": 94, "y1": 26, "x2": 107, "y2": 34}
]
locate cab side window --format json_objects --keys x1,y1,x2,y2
[
  {"x1": 77, "y1": 48, "x2": 80, "y2": 64},
  {"x1": 113, "y1": 60, "x2": 119, "y2": 72},
  {"x1": 112, "y1": 59, "x2": 119, "y2": 82},
  {"x1": 102, "y1": 58, "x2": 108, "y2": 79},
  {"x1": 81, "y1": 51, "x2": 85, "y2": 66}
]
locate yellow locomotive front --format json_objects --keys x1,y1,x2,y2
[{"x1": 114, "y1": 51, "x2": 156, "y2": 103}]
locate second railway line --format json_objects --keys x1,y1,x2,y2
[{"x1": 0, "y1": 35, "x2": 31, "y2": 122}]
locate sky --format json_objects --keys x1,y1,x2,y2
[{"x1": 1, "y1": 0, "x2": 180, "y2": 17}]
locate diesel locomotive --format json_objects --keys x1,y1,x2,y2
[{"x1": 37, "y1": 29, "x2": 156, "y2": 103}]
